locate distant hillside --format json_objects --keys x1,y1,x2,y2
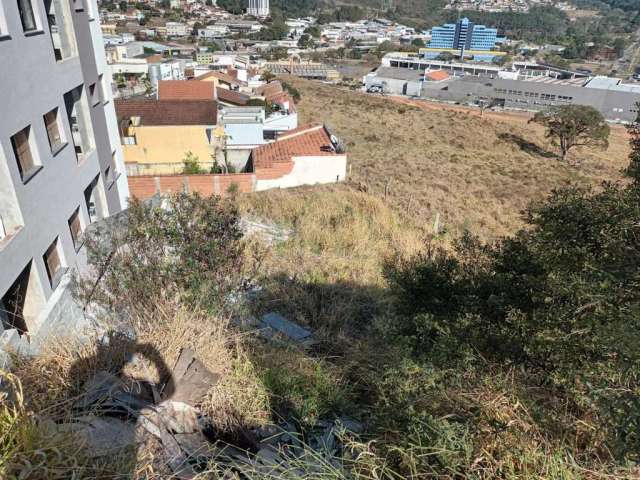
[{"x1": 283, "y1": 78, "x2": 629, "y2": 239}]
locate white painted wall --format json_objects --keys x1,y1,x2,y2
[{"x1": 256, "y1": 155, "x2": 347, "y2": 191}]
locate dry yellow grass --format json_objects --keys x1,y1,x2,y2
[{"x1": 286, "y1": 78, "x2": 630, "y2": 240}]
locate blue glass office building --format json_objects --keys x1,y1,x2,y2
[{"x1": 426, "y1": 17, "x2": 498, "y2": 59}]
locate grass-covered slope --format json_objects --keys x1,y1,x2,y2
[{"x1": 286, "y1": 78, "x2": 629, "y2": 239}]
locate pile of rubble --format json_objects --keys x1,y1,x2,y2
[{"x1": 69, "y1": 346, "x2": 361, "y2": 478}]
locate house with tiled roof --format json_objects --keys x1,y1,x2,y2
[
  {"x1": 249, "y1": 124, "x2": 347, "y2": 191},
  {"x1": 126, "y1": 123, "x2": 348, "y2": 201},
  {"x1": 216, "y1": 87, "x2": 251, "y2": 106},
  {"x1": 115, "y1": 99, "x2": 219, "y2": 175}
]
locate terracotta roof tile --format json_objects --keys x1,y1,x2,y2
[
  {"x1": 196, "y1": 70, "x2": 243, "y2": 86},
  {"x1": 256, "y1": 80, "x2": 283, "y2": 98},
  {"x1": 158, "y1": 80, "x2": 216, "y2": 100},
  {"x1": 115, "y1": 99, "x2": 217, "y2": 126},
  {"x1": 252, "y1": 124, "x2": 339, "y2": 170},
  {"x1": 425, "y1": 70, "x2": 450, "y2": 81},
  {"x1": 216, "y1": 87, "x2": 251, "y2": 106}
]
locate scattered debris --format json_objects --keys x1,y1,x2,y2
[
  {"x1": 163, "y1": 348, "x2": 220, "y2": 405},
  {"x1": 69, "y1": 416, "x2": 137, "y2": 457},
  {"x1": 240, "y1": 218, "x2": 292, "y2": 245},
  {"x1": 260, "y1": 312, "x2": 313, "y2": 343},
  {"x1": 69, "y1": 346, "x2": 360, "y2": 478}
]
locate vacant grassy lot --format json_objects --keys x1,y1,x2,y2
[
  {"x1": 286, "y1": 78, "x2": 630, "y2": 239},
  {"x1": 237, "y1": 85, "x2": 639, "y2": 477}
]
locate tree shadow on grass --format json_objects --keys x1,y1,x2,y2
[
  {"x1": 250, "y1": 273, "x2": 389, "y2": 338},
  {"x1": 498, "y1": 132, "x2": 557, "y2": 159}
]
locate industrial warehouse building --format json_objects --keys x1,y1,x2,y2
[{"x1": 364, "y1": 61, "x2": 640, "y2": 123}]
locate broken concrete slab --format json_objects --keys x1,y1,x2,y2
[
  {"x1": 260, "y1": 313, "x2": 312, "y2": 342},
  {"x1": 70, "y1": 416, "x2": 137, "y2": 457},
  {"x1": 163, "y1": 348, "x2": 220, "y2": 405}
]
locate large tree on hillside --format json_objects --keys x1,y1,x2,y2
[
  {"x1": 529, "y1": 104, "x2": 610, "y2": 161},
  {"x1": 625, "y1": 105, "x2": 640, "y2": 183}
]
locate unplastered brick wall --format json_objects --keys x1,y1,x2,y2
[{"x1": 128, "y1": 173, "x2": 256, "y2": 200}]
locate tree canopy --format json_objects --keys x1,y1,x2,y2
[{"x1": 530, "y1": 105, "x2": 610, "y2": 161}]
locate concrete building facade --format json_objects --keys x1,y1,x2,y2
[
  {"x1": 247, "y1": 0, "x2": 269, "y2": 18},
  {"x1": 425, "y1": 17, "x2": 498, "y2": 60},
  {"x1": 0, "y1": 0, "x2": 128, "y2": 351}
]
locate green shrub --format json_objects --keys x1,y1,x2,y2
[
  {"x1": 76, "y1": 193, "x2": 247, "y2": 313},
  {"x1": 259, "y1": 350, "x2": 354, "y2": 426}
]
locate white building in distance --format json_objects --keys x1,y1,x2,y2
[{"x1": 247, "y1": 0, "x2": 269, "y2": 18}]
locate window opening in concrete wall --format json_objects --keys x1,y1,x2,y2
[
  {"x1": 105, "y1": 151, "x2": 120, "y2": 188},
  {"x1": 43, "y1": 237, "x2": 65, "y2": 289},
  {"x1": 84, "y1": 174, "x2": 106, "y2": 222},
  {"x1": 97, "y1": 74, "x2": 105, "y2": 103},
  {"x1": 43, "y1": 107, "x2": 66, "y2": 152},
  {"x1": 0, "y1": 261, "x2": 46, "y2": 334},
  {"x1": 68, "y1": 206, "x2": 84, "y2": 250},
  {"x1": 89, "y1": 82, "x2": 99, "y2": 106},
  {"x1": 0, "y1": 0, "x2": 10, "y2": 37},
  {"x1": 0, "y1": 145, "x2": 24, "y2": 241},
  {"x1": 44, "y1": 0, "x2": 77, "y2": 60},
  {"x1": 11, "y1": 125, "x2": 41, "y2": 182},
  {"x1": 64, "y1": 86, "x2": 95, "y2": 162},
  {"x1": 17, "y1": 0, "x2": 41, "y2": 33}
]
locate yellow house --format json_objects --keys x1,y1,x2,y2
[{"x1": 115, "y1": 99, "x2": 219, "y2": 175}]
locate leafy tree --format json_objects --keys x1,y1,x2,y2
[
  {"x1": 182, "y1": 151, "x2": 205, "y2": 174},
  {"x1": 613, "y1": 37, "x2": 626, "y2": 58},
  {"x1": 282, "y1": 81, "x2": 301, "y2": 102},
  {"x1": 297, "y1": 33, "x2": 314, "y2": 49},
  {"x1": 255, "y1": 20, "x2": 289, "y2": 41},
  {"x1": 411, "y1": 38, "x2": 425, "y2": 48},
  {"x1": 529, "y1": 105, "x2": 610, "y2": 161},
  {"x1": 435, "y1": 51, "x2": 454, "y2": 62},
  {"x1": 625, "y1": 104, "x2": 640, "y2": 183},
  {"x1": 491, "y1": 54, "x2": 511, "y2": 66},
  {"x1": 261, "y1": 70, "x2": 276, "y2": 82},
  {"x1": 216, "y1": 0, "x2": 243, "y2": 14},
  {"x1": 304, "y1": 26, "x2": 321, "y2": 38},
  {"x1": 119, "y1": 0, "x2": 127, "y2": 11}
]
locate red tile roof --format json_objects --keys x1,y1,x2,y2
[
  {"x1": 425, "y1": 70, "x2": 450, "y2": 81},
  {"x1": 158, "y1": 80, "x2": 216, "y2": 100},
  {"x1": 216, "y1": 87, "x2": 251, "y2": 106},
  {"x1": 251, "y1": 124, "x2": 339, "y2": 170},
  {"x1": 115, "y1": 99, "x2": 217, "y2": 126},
  {"x1": 256, "y1": 80, "x2": 283, "y2": 98},
  {"x1": 196, "y1": 70, "x2": 243, "y2": 86}
]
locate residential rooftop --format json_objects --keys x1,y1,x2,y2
[
  {"x1": 251, "y1": 124, "x2": 339, "y2": 170},
  {"x1": 157, "y1": 80, "x2": 216, "y2": 100},
  {"x1": 115, "y1": 99, "x2": 218, "y2": 126}
]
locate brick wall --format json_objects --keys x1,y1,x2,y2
[{"x1": 127, "y1": 173, "x2": 256, "y2": 200}]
